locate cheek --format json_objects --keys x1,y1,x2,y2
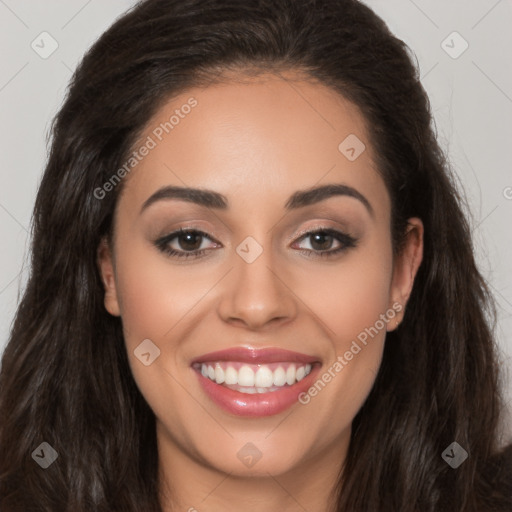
[
  {"x1": 293, "y1": 234, "x2": 394, "y2": 438},
  {"x1": 113, "y1": 237, "x2": 213, "y2": 347},
  {"x1": 111, "y1": 238, "x2": 218, "y2": 413},
  {"x1": 292, "y1": 234, "x2": 394, "y2": 347},
  {"x1": 111, "y1": 241, "x2": 202, "y2": 436}
]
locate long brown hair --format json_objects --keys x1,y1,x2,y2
[{"x1": 1, "y1": 0, "x2": 511, "y2": 510}]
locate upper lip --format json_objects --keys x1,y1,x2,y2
[{"x1": 191, "y1": 347, "x2": 320, "y2": 365}]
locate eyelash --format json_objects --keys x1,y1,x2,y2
[{"x1": 154, "y1": 227, "x2": 357, "y2": 260}]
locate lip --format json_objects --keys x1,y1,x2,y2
[
  {"x1": 191, "y1": 347, "x2": 319, "y2": 365},
  {"x1": 191, "y1": 347, "x2": 322, "y2": 417}
]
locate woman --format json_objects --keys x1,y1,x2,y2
[{"x1": 0, "y1": 0, "x2": 511, "y2": 510}]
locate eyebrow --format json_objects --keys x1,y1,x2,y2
[{"x1": 140, "y1": 183, "x2": 374, "y2": 217}]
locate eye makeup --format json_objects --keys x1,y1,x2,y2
[{"x1": 153, "y1": 225, "x2": 358, "y2": 261}]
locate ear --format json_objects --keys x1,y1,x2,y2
[
  {"x1": 97, "y1": 237, "x2": 121, "y2": 317},
  {"x1": 387, "y1": 218, "x2": 424, "y2": 331}
]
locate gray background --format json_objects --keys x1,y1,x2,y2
[{"x1": 1, "y1": 0, "x2": 511, "y2": 438}]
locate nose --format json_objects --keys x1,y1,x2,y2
[{"x1": 217, "y1": 243, "x2": 298, "y2": 331}]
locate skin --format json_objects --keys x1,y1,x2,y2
[{"x1": 98, "y1": 71, "x2": 423, "y2": 512}]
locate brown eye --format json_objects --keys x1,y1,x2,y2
[
  {"x1": 154, "y1": 228, "x2": 221, "y2": 260},
  {"x1": 308, "y1": 232, "x2": 336, "y2": 251},
  {"x1": 175, "y1": 231, "x2": 204, "y2": 251},
  {"x1": 293, "y1": 228, "x2": 357, "y2": 258}
]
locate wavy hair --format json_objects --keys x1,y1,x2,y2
[{"x1": 1, "y1": 0, "x2": 511, "y2": 510}]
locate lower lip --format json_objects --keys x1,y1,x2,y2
[{"x1": 193, "y1": 365, "x2": 321, "y2": 417}]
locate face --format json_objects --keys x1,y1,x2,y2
[{"x1": 98, "y1": 72, "x2": 423, "y2": 483}]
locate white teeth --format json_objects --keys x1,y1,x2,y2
[
  {"x1": 227, "y1": 385, "x2": 282, "y2": 394},
  {"x1": 238, "y1": 365, "x2": 255, "y2": 386},
  {"x1": 273, "y1": 366, "x2": 286, "y2": 386},
  {"x1": 286, "y1": 365, "x2": 296, "y2": 385},
  {"x1": 224, "y1": 366, "x2": 238, "y2": 385},
  {"x1": 200, "y1": 362, "x2": 314, "y2": 390},
  {"x1": 214, "y1": 364, "x2": 225, "y2": 384},
  {"x1": 255, "y1": 366, "x2": 274, "y2": 387}
]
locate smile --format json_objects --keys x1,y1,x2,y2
[
  {"x1": 194, "y1": 361, "x2": 313, "y2": 393},
  {"x1": 191, "y1": 348, "x2": 321, "y2": 417}
]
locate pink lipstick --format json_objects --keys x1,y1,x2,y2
[{"x1": 191, "y1": 347, "x2": 321, "y2": 417}]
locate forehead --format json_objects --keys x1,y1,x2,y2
[{"x1": 117, "y1": 72, "x2": 389, "y2": 218}]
